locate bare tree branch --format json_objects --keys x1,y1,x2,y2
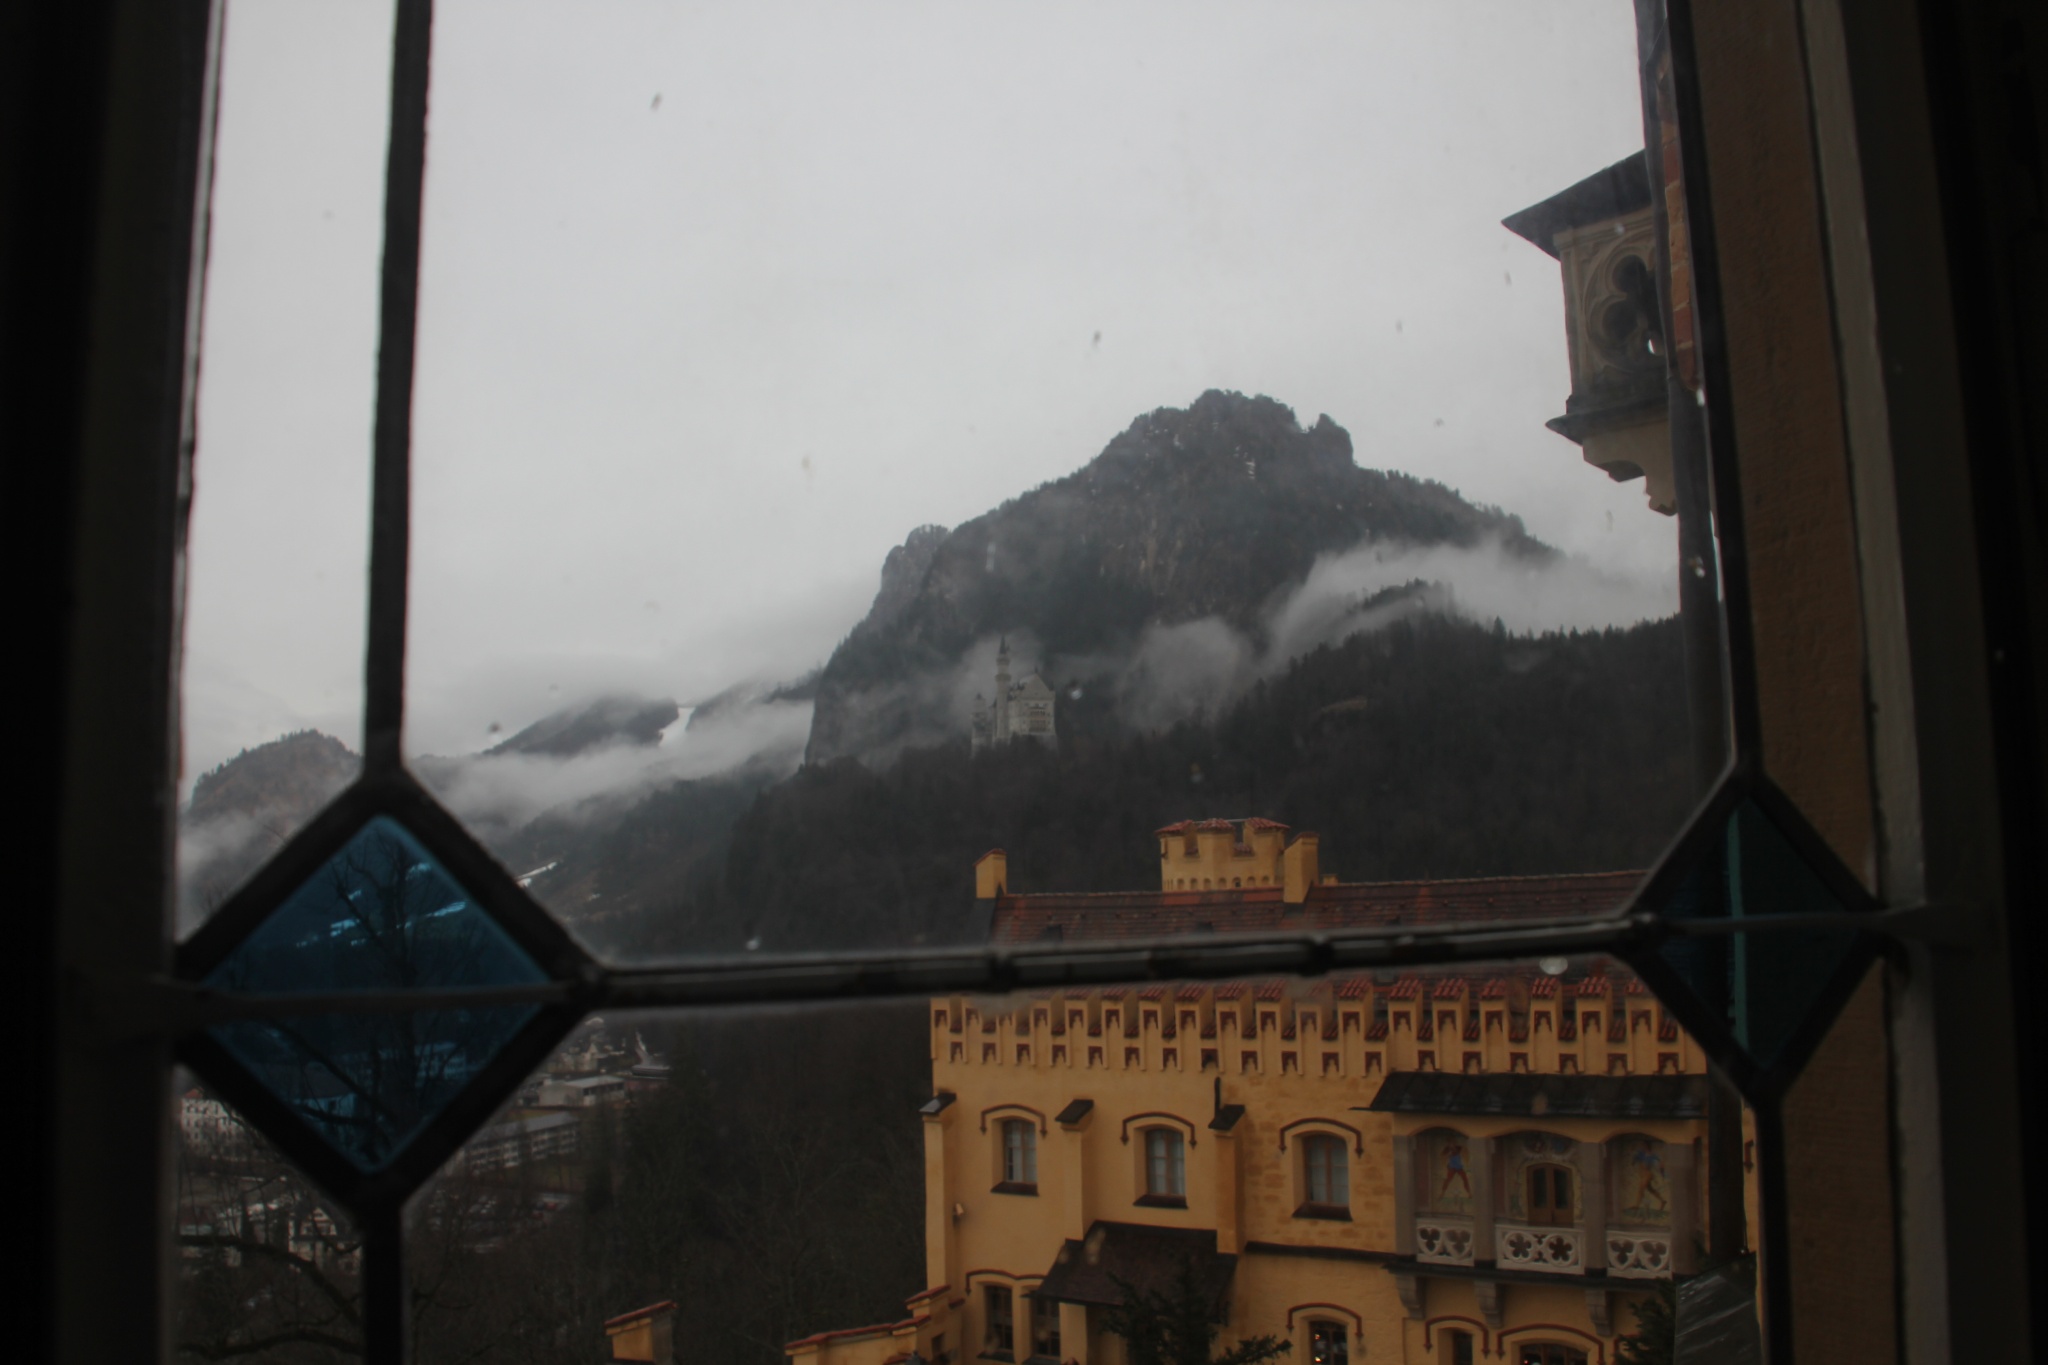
[
  {"x1": 176, "y1": 1325, "x2": 361, "y2": 1361},
  {"x1": 177, "y1": 1232, "x2": 362, "y2": 1328}
]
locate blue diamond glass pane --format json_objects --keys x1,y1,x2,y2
[
  {"x1": 1647, "y1": 798, "x2": 1862, "y2": 1073},
  {"x1": 203, "y1": 816, "x2": 546, "y2": 1171}
]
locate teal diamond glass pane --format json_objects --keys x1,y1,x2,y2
[
  {"x1": 203, "y1": 816, "x2": 546, "y2": 1171},
  {"x1": 1647, "y1": 798, "x2": 1862, "y2": 1073}
]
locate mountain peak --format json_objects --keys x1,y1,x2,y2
[{"x1": 805, "y1": 393, "x2": 1544, "y2": 766}]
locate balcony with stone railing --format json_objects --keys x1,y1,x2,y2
[
  {"x1": 1605, "y1": 1231, "x2": 1673, "y2": 1278},
  {"x1": 1413, "y1": 1216, "x2": 1476, "y2": 1266},
  {"x1": 1411, "y1": 1216, "x2": 1678, "y2": 1280},
  {"x1": 1494, "y1": 1222, "x2": 1582, "y2": 1273}
]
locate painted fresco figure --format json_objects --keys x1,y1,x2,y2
[
  {"x1": 1440, "y1": 1140, "x2": 1472, "y2": 1199},
  {"x1": 1629, "y1": 1141, "x2": 1668, "y2": 1212}
]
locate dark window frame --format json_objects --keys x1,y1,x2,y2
[
  {"x1": 1299, "y1": 1133, "x2": 1350, "y2": 1216},
  {"x1": 23, "y1": 1, "x2": 2047, "y2": 1362},
  {"x1": 1524, "y1": 1163, "x2": 1575, "y2": 1227},
  {"x1": 982, "y1": 1284, "x2": 1015, "y2": 1361},
  {"x1": 1308, "y1": 1320, "x2": 1348, "y2": 1365},
  {"x1": 1028, "y1": 1291, "x2": 1061, "y2": 1361},
  {"x1": 1142, "y1": 1126, "x2": 1187, "y2": 1201}
]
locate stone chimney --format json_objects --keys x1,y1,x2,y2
[
  {"x1": 975, "y1": 849, "x2": 1008, "y2": 900},
  {"x1": 1282, "y1": 833, "x2": 1320, "y2": 904},
  {"x1": 605, "y1": 1301, "x2": 676, "y2": 1363}
]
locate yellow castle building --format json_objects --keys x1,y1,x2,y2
[{"x1": 788, "y1": 821, "x2": 1743, "y2": 1365}]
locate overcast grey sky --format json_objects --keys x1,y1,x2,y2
[{"x1": 181, "y1": 0, "x2": 1667, "y2": 786}]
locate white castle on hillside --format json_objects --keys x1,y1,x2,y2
[{"x1": 970, "y1": 637, "x2": 1057, "y2": 752}]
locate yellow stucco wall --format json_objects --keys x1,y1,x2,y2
[
  {"x1": 895, "y1": 976, "x2": 1722, "y2": 1365},
  {"x1": 1155, "y1": 822, "x2": 1292, "y2": 892}
]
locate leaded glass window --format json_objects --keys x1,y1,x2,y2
[{"x1": 139, "y1": 2, "x2": 1964, "y2": 1363}]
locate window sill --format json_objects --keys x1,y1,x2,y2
[
  {"x1": 1135, "y1": 1193, "x2": 1188, "y2": 1209},
  {"x1": 992, "y1": 1181, "x2": 1039, "y2": 1196},
  {"x1": 1293, "y1": 1203, "x2": 1352, "y2": 1222}
]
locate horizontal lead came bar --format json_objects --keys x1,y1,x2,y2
[{"x1": 127, "y1": 904, "x2": 1957, "y2": 1035}]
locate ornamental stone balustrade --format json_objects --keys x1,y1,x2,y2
[
  {"x1": 1606, "y1": 1232, "x2": 1673, "y2": 1277},
  {"x1": 1494, "y1": 1221, "x2": 1582, "y2": 1272},
  {"x1": 1413, "y1": 1216, "x2": 1475, "y2": 1266}
]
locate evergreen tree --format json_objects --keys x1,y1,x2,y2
[
  {"x1": 1614, "y1": 1278, "x2": 1677, "y2": 1365},
  {"x1": 1102, "y1": 1260, "x2": 1292, "y2": 1365}
]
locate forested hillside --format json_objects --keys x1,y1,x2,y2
[
  {"x1": 184, "y1": 392, "x2": 1687, "y2": 957},
  {"x1": 560, "y1": 606, "x2": 1691, "y2": 959}
]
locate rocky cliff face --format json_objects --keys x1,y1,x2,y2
[
  {"x1": 860, "y1": 524, "x2": 948, "y2": 638},
  {"x1": 180, "y1": 730, "x2": 360, "y2": 929},
  {"x1": 804, "y1": 390, "x2": 1545, "y2": 766}
]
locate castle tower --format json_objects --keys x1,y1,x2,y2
[{"x1": 972, "y1": 636, "x2": 1056, "y2": 751}]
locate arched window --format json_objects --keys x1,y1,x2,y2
[
  {"x1": 1302, "y1": 1134, "x2": 1349, "y2": 1207},
  {"x1": 1517, "y1": 1345, "x2": 1585, "y2": 1365},
  {"x1": 1526, "y1": 1163, "x2": 1574, "y2": 1226},
  {"x1": 1144, "y1": 1127, "x2": 1185, "y2": 1198},
  {"x1": 1001, "y1": 1118, "x2": 1037, "y2": 1188},
  {"x1": 1308, "y1": 1321, "x2": 1348, "y2": 1365}
]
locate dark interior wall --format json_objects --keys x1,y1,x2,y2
[
  {"x1": 7, "y1": 2, "x2": 218, "y2": 1360},
  {"x1": 7, "y1": 5, "x2": 122, "y2": 1364}
]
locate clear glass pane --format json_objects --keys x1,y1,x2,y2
[
  {"x1": 386, "y1": 2, "x2": 1720, "y2": 961},
  {"x1": 399, "y1": 957, "x2": 1753, "y2": 1364},
  {"x1": 173, "y1": 1069, "x2": 363, "y2": 1362},
  {"x1": 405, "y1": 1003, "x2": 930, "y2": 1364},
  {"x1": 178, "y1": 0, "x2": 397, "y2": 935},
  {"x1": 203, "y1": 817, "x2": 546, "y2": 1171}
]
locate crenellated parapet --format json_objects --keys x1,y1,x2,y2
[{"x1": 931, "y1": 966, "x2": 1706, "y2": 1084}]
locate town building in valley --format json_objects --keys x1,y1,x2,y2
[{"x1": 787, "y1": 821, "x2": 1743, "y2": 1365}]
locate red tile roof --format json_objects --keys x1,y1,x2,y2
[
  {"x1": 784, "y1": 1316, "x2": 926, "y2": 1350},
  {"x1": 605, "y1": 1301, "x2": 677, "y2": 1329},
  {"x1": 988, "y1": 870, "x2": 1641, "y2": 945}
]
